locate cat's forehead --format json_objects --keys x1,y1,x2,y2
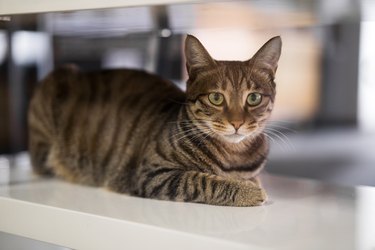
[{"x1": 210, "y1": 62, "x2": 275, "y2": 93}]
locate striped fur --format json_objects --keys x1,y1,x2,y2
[{"x1": 28, "y1": 35, "x2": 282, "y2": 206}]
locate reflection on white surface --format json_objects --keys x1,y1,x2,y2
[
  {"x1": 0, "y1": 231, "x2": 71, "y2": 250},
  {"x1": 1, "y1": 158, "x2": 371, "y2": 250},
  {"x1": 0, "y1": 153, "x2": 39, "y2": 186},
  {"x1": 0, "y1": 156, "x2": 10, "y2": 185},
  {"x1": 356, "y1": 187, "x2": 375, "y2": 250}
]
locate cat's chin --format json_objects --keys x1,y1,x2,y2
[{"x1": 222, "y1": 134, "x2": 247, "y2": 143}]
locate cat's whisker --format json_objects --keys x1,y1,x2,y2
[
  {"x1": 263, "y1": 129, "x2": 294, "y2": 152},
  {"x1": 196, "y1": 130, "x2": 215, "y2": 148},
  {"x1": 264, "y1": 127, "x2": 295, "y2": 152},
  {"x1": 266, "y1": 127, "x2": 296, "y2": 135},
  {"x1": 174, "y1": 130, "x2": 203, "y2": 141},
  {"x1": 167, "y1": 118, "x2": 214, "y2": 125},
  {"x1": 172, "y1": 128, "x2": 211, "y2": 143},
  {"x1": 189, "y1": 134, "x2": 208, "y2": 146},
  {"x1": 266, "y1": 120, "x2": 296, "y2": 130},
  {"x1": 171, "y1": 130, "x2": 202, "y2": 142},
  {"x1": 176, "y1": 132, "x2": 209, "y2": 145},
  {"x1": 264, "y1": 129, "x2": 289, "y2": 149},
  {"x1": 265, "y1": 123, "x2": 296, "y2": 133},
  {"x1": 263, "y1": 131, "x2": 285, "y2": 150},
  {"x1": 262, "y1": 132, "x2": 276, "y2": 145},
  {"x1": 268, "y1": 119, "x2": 294, "y2": 124},
  {"x1": 169, "y1": 126, "x2": 207, "y2": 138}
]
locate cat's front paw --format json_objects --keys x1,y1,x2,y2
[{"x1": 233, "y1": 185, "x2": 267, "y2": 207}]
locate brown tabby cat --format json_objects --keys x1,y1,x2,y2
[{"x1": 28, "y1": 35, "x2": 281, "y2": 206}]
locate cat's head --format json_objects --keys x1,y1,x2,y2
[{"x1": 185, "y1": 35, "x2": 282, "y2": 143}]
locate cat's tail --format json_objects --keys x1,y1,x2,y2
[
  {"x1": 28, "y1": 77, "x2": 54, "y2": 176},
  {"x1": 28, "y1": 103, "x2": 54, "y2": 176},
  {"x1": 28, "y1": 65, "x2": 80, "y2": 176},
  {"x1": 28, "y1": 68, "x2": 61, "y2": 176}
]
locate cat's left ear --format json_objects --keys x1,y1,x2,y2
[{"x1": 249, "y1": 36, "x2": 282, "y2": 75}]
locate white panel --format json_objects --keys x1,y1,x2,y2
[
  {"x1": 0, "y1": 0, "x2": 204, "y2": 15},
  {"x1": 0, "y1": 161, "x2": 366, "y2": 250}
]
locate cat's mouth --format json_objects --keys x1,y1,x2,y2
[{"x1": 223, "y1": 133, "x2": 246, "y2": 143}]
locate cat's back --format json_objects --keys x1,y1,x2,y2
[
  {"x1": 32, "y1": 66, "x2": 184, "y2": 120},
  {"x1": 35, "y1": 66, "x2": 182, "y2": 103},
  {"x1": 29, "y1": 66, "x2": 184, "y2": 185},
  {"x1": 33, "y1": 66, "x2": 185, "y2": 136}
]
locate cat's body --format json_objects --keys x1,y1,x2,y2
[{"x1": 29, "y1": 35, "x2": 281, "y2": 206}]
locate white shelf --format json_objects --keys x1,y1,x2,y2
[
  {"x1": 0, "y1": 0, "x2": 200, "y2": 15},
  {"x1": 1, "y1": 161, "x2": 374, "y2": 250}
]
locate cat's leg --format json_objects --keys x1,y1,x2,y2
[
  {"x1": 250, "y1": 176, "x2": 262, "y2": 186},
  {"x1": 135, "y1": 167, "x2": 267, "y2": 206}
]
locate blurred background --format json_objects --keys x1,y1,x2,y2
[
  {"x1": 0, "y1": 0, "x2": 374, "y2": 187},
  {"x1": 1, "y1": 1, "x2": 375, "y2": 249}
]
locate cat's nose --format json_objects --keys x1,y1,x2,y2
[{"x1": 230, "y1": 121, "x2": 244, "y2": 130}]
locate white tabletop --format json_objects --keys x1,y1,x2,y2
[{"x1": 0, "y1": 156, "x2": 374, "y2": 250}]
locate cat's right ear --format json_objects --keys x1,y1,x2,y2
[
  {"x1": 185, "y1": 35, "x2": 216, "y2": 77},
  {"x1": 250, "y1": 36, "x2": 282, "y2": 75}
]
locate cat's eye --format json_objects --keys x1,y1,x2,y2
[
  {"x1": 208, "y1": 93, "x2": 224, "y2": 106},
  {"x1": 247, "y1": 93, "x2": 262, "y2": 106}
]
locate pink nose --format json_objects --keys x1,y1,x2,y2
[{"x1": 230, "y1": 121, "x2": 244, "y2": 130}]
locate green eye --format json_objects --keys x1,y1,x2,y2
[
  {"x1": 247, "y1": 93, "x2": 262, "y2": 106},
  {"x1": 208, "y1": 93, "x2": 224, "y2": 106}
]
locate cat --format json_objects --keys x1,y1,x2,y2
[{"x1": 28, "y1": 35, "x2": 281, "y2": 206}]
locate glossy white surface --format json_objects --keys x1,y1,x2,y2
[{"x1": 0, "y1": 161, "x2": 375, "y2": 250}]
